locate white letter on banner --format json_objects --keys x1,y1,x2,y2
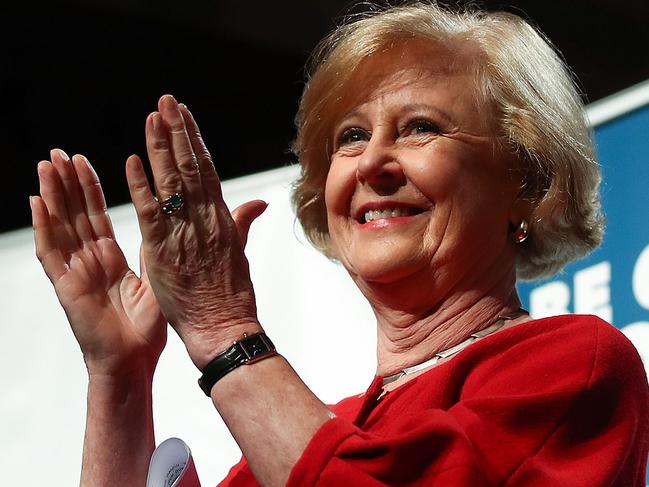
[
  {"x1": 620, "y1": 322, "x2": 649, "y2": 374},
  {"x1": 632, "y1": 244, "x2": 649, "y2": 310},
  {"x1": 530, "y1": 281, "x2": 570, "y2": 318},
  {"x1": 574, "y1": 261, "x2": 612, "y2": 323}
]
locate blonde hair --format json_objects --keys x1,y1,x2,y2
[{"x1": 291, "y1": 2, "x2": 604, "y2": 280}]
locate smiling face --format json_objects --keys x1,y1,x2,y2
[{"x1": 324, "y1": 42, "x2": 523, "y2": 293}]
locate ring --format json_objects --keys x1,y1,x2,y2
[{"x1": 160, "y1": 192, "x2": 185, "y2": 216}]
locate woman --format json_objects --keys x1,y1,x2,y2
[{"x1": 32, "y1": 3, "x2": 648, "y2": 486}]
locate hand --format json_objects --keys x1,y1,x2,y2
[
  {"x1": 32, "y1": 149, "x2": 167, "y2": 377},
  {"x1": 125, "y1": 95, "x2": 267, "y2": 369}
]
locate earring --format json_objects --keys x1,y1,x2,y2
[{"x1": 512, "y1": 219, "x2": 529, "y2": 244}]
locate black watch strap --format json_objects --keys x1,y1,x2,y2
[{"x1": 198, "y1": 332, "x2": 276, "y2": 396}]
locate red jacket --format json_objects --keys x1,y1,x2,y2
[{"x1": 220, "y1": 315, "x2": 649, "y2": 486}]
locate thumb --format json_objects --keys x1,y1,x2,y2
[
  {"x1": 231, "y1": 199, "x2": 268, "y2": 249},
  {"x1": 138, "y1": 244, "x2": 150, "y2": 282}
]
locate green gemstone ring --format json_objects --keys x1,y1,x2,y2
[{"x1": 160, "y1": 192, "x2": 185, "y2": 216}]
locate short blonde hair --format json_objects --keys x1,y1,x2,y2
[{"x1": 291, "y1": 2, "x2": 604, "y2": 280}]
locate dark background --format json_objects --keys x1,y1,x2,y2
[{"x1": 5, "y1": 0, "x2": 649, "y2": 234}]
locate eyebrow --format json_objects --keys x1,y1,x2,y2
[
  {"x1": 337, "y1": 109, "x2": 363, "y2": 124},
  {"x1": 336, "y1": 102, "x2": 455, "y2": 128},
  {"x1": 395, "y1": 103, "x2": 454, "y2": 124}
]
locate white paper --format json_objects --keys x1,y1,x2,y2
[{"x1": 147, "y1": 437, "x2": 201, "y2": 487}]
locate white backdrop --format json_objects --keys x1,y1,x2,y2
[
  {"x1": 0, "y1": 165, "x2": 377, "y2": 486},
  {"x1": 1, "y1": 163, "x2": 647, "y2": 486}
]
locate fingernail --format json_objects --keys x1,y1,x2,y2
[
  {"x1": 81, "y1": 155, "x2": 99, "y2": 178},
  {"x1": 163, "y1": 94, "x2": 176, "y2": 106},
  {"x1": 29, "y1": 196, "x2": 34, "y2": 210},
  {"x1": 128, "y1": 154, "x2": 142, "y2": 171},
  {"x1": 52, "y1": 148, "x2": 70, "y2": 162}
]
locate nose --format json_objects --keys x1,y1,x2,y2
[{"x1": 356, "y1": 135, "x2": 406, "y2": 193}]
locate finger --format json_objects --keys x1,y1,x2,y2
[
  {"x1": 178, "y1": 103, "x2": 223, "y2": 202},
  {"x1": 138, "y1": 244, "x2": 148, "y2": 281},
  {"x1": 72, "y1": 154, "x2": 115, "y2": 239},
  {"x1": 231, "y1": 200, "x2": 268, "y2": 249},
  {"x1": 31, "y1": 195, "x2": 68, "y2": 282},
  {"x1": 50, "y1": 149, "x2": 94, "y2": 242},
  {"x1": 125, "y1": 154, "x2": 167, "y2": 246},
  {"x1": 137, "y1": 244, "x2": 156, "y2": 290},
  {"x1": 158, "y1": 95, "x2": 204, "y2": 203},
  {"x1": 38, "y1": 159, "x2": 80, "y2": 253},
  {"x1": 145, "y1": 112, "x2": 183, "y2": 201}
]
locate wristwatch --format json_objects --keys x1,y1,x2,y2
[{"x1": 198, "y1": 332, "x2": 277, "y2": 396}]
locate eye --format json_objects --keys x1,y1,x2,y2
[
  {"x1": 406, "y1": 119, "x2": 442, "y2": 136},
  {"x1": 337, "y1": 127, "x2": 369, "y2": 147}
]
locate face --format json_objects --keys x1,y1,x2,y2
[{"x1": 324, "y1": 42, "x2": 522, "y2": 292}]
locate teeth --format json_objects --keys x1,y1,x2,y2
[{"x1": 364, "y1": 208, "x2": 416, "y2": 222}]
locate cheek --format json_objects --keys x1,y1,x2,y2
[
  {"x1": 444, "y1": 170, "x2": 517, "y2": 249},
  {"x1": 407, "y1": 145, "x2": 514, "y2": 242},
  {"x1": 411, "y1": 142, "x2": 512, "y2": 207},
  {"x1": 405, "y1": 148, "x2": 462, "y2": 201},
  {"x1": 324, "y1": 158, "x2": 357, "y2": 217}
]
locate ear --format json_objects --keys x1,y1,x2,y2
[
  {"x1": 507, "y1": 186, "x2": 536, "y2": 241},
  {"x1": 508, "y1": 195, "x2": 528, "y2": 225},
  {"x1": 505, "y1": 155, "x2": 532, "y2": 224}
]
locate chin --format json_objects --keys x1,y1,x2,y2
[{"x1": 344, "y1": 248, "x2": 425, "y2": 285}]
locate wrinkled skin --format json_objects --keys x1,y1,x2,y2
[
  {"x1": 125, "y1": 96, "x2": 267, "y2": 369},
  {"x1": 32, "y1": 97, "x2": 267, "y2": 376},
  {"x1": 32, "y1": 149, "x2": 166, "y2": 377}
]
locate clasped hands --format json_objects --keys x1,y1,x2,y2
[{"x1": 32, "y1": 95, "x2": 268, "y2": 376}]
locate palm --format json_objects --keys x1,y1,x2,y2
[
  {"x1": 33, "y1": 151, "x2": 166, "y2": 375},
  {"x1": 55, "y1": 239, "x2": 165, "y2": 365}
]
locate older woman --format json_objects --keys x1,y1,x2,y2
[{"x1": 32, "y1": 3, "x2": 648, "y2": 486}]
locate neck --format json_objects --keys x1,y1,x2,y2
[{"x1": 358, "y1": 260, "x2": 521, "y2": 377}]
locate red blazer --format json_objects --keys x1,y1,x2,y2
[{"x1": 219, "y1": 315, "x2": 649, "y2": 486}]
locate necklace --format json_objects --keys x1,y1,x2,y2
[{"x1": 382, "y1": 308, "x2": 528, "y2": 386}]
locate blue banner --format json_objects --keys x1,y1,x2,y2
[
  {"x1": 519, "y1": 104, "x2": 649, "y2": 334},
  {"x1": 518, "y1": 101, "x2": 649, "y2": 483}
]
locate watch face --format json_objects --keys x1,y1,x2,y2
[
  {"x1": 247, "y1": 336, "x2": 266, "y2": 357},
  {"x1": 241, "y1": 334, "x2": 275, "y2": 360}
]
